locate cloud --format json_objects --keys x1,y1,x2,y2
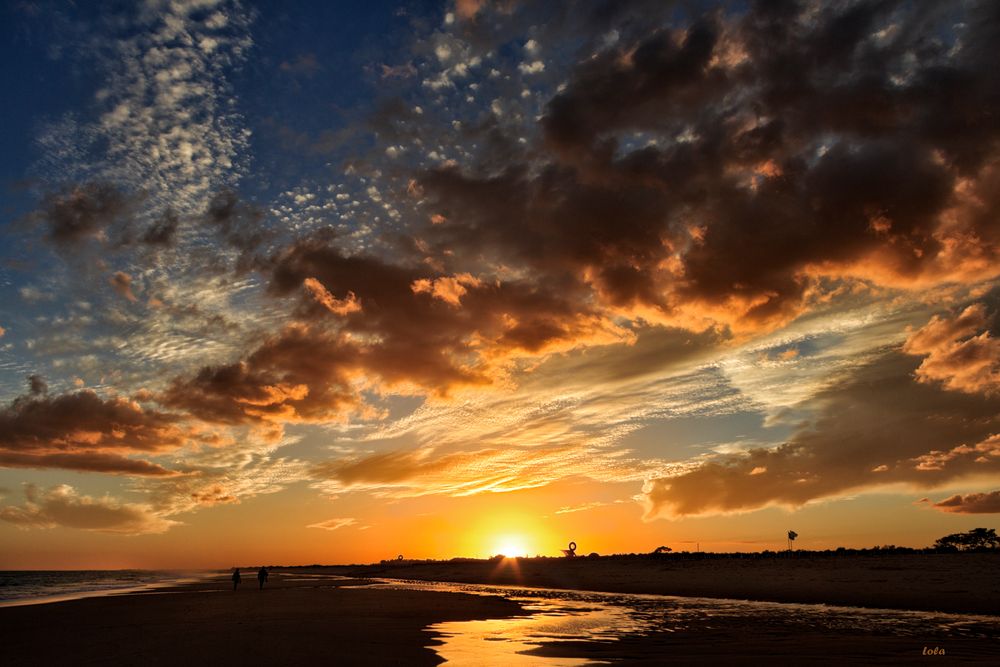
[
  {"x1": 307, "y1": 517, "x2": 357, "y2": 531},
  {"x1": 903, "y1": 303, "x2": 1000, "y2": 395},
  {"x1": 279, "y1": 53, "x2": 321, "y2": 76},
  {"x1": 27, "y1": 375, "x2": 47, "y2": 395},
  {"x1": 159, "y1": 323, "x2": 362, "y2": 433},
  {"x1": 302, "y1": 278, "x2": 361, "y2": 316},
  {"x1": 85, "y1": 0, "x2": 253, "y2": 216},
  {"x1": 0, "y1": 388, "x2": 185, "y2": 453},
  {"x1": 35, "y1": 183, "x2": 132, "y2": 244},
  {"x1": 932, "y1": 490, "x2": 1000, "y2": 514},
  {"x1": 381, "y1": 62, "x2": 418, "y2": 80},
  {"x1": 0, "y1": 451, "x2": 179, "y2": 477},
  {"x1": 641, "y1": 351, "x2": 1000, "y2": 518},
  {"x1": 268, "y1": 235, "x2": 631, "y2": 394},
  {"x1": 138, "y1": 454, "x2": 308, "y2": 516},
  {"x1": 311, "y1": 442, "x2": 645, "y2": 498},
  {"x1": 455, "y1": 0, "x2": 485, "y2": 21},
  {"x1": 109, "y1": 271, "x2": 138, "y2": 302},
  {"x1": 141, "y1": 209, "x2": 180, "y2": 246},
  {"x1": 0, "y1": 484, "x2": 178, "y2": 534},
  {"x1": 418, "y1": 2, "x2": 1000, "y2": 335},
  {"x1": 0, "y1": 385, "x2": 189, "y2": 476}
]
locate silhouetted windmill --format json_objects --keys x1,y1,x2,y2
[{"x1": 787, "y1": 530, "x2": 798, "y2": 551}]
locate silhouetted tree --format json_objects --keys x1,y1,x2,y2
[
  {"x1": 933, "y1": 528, "x2": 999, "y2": 551},
  {"x1": 652, "y1": 545, "x2": 672, "y2": 554}
]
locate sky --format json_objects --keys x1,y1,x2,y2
[{"x1": 0, "y1": 0, "x2": 998, "y2": 569}]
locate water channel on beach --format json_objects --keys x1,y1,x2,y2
[{"x1": 370, "y1": 579, "x2": 1000, "y2": 664}]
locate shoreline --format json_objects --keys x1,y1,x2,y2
[
  {"x1": 0, "y1": 571, "x2": 222, "y2": 609},
  {"x1": 284, "y1": 551, "x2": 1000, "y2": 616}
]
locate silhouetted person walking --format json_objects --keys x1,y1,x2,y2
[
  {"x1": 257, "y1": 567, "x2": 268, "y2": 590},
  {"x1": 232, "y1": 568, "x2": 241, "y2": 591}
]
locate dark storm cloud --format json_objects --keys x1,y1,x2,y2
[
  {"x1": 418, "y1": 0, "x2": 1000, "y2": 331},
  {"x1": 642, "y1": 352, "x2": 1000, "y2": 517}
]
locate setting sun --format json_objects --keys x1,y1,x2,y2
[{"x1": 493, "y1": 535, "x2": 531, "y2": 558}]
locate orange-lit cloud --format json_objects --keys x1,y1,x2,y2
[
  {"x1": 109, "y1": 271, "x2": 138, "y2": 302},
  {"x1": 642, "y1": 352, "x2": 1000, "y2": 518},
  {"x1": 311, "y1": 443, "x2": 640, "y2": 498},
  {"x1": 302, "y1": 277, "x2": 361, "y2": 315},
  {"x1": 160, "y1": 324, "x2": 364, "y2": 431},
  {"x1": 455, "y1": 0, "x2": 485, "y2": 21},
  {"x1": 903, "y1": 304, "x2": 1000, "y2": 395},
  {"x1": 0, "y1": 390, "x2": 188, "y2": 454}
]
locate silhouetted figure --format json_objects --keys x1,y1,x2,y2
[
  {"x1": 257, "y1": 566, "x2": 268, "y2": 590},
  {"x1": 232, "y1": 568, "x2": 241, "y2": 591}
]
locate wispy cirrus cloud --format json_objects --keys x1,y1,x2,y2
[{"x1": 307, "y1": 517, "x2": 357, "y2": 531}]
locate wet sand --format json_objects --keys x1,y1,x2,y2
[
  {"x1": 0, "y1": 574, "x2": 522, "y2": 666},
  {"x1": 313, "y1": 552, "x2": 1000, "y2": 615}
]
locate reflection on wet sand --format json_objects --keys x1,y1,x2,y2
[{"x1": 371, "y1": 579, "x2": 1000, "y2": 664}]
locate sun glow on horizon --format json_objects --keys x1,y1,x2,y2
[{"x1": 492, "y1": 534, "x2": 531, "y2": 558}]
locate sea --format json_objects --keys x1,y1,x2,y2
[{"x1": 0, "y1": 570, "x2": 216, "y2": 607}]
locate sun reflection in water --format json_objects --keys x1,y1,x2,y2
[{"x1": 428, "y1": 598, "x2": 640, "y2": 665}]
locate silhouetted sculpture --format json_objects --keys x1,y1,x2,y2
[
  {"x1": 257, "y1": 566, "x2": 268, "y2": 590},
  {"x1": 232, "y1": 568, "x2": 241, "y2": 591},
  {"x1": 787, "y1": 530, "x2": 799, "y2": 551},
  {"x1": 561, "y1": 541, "x2": 577, "y2": 557}
]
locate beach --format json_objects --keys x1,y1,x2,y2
[{"x1": 1, "y1": 554, "x2": 998, "y2": 664}]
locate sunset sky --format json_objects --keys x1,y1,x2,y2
[{"x1": 1, "y1": 0, "x2": 998, "y2": 569}]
